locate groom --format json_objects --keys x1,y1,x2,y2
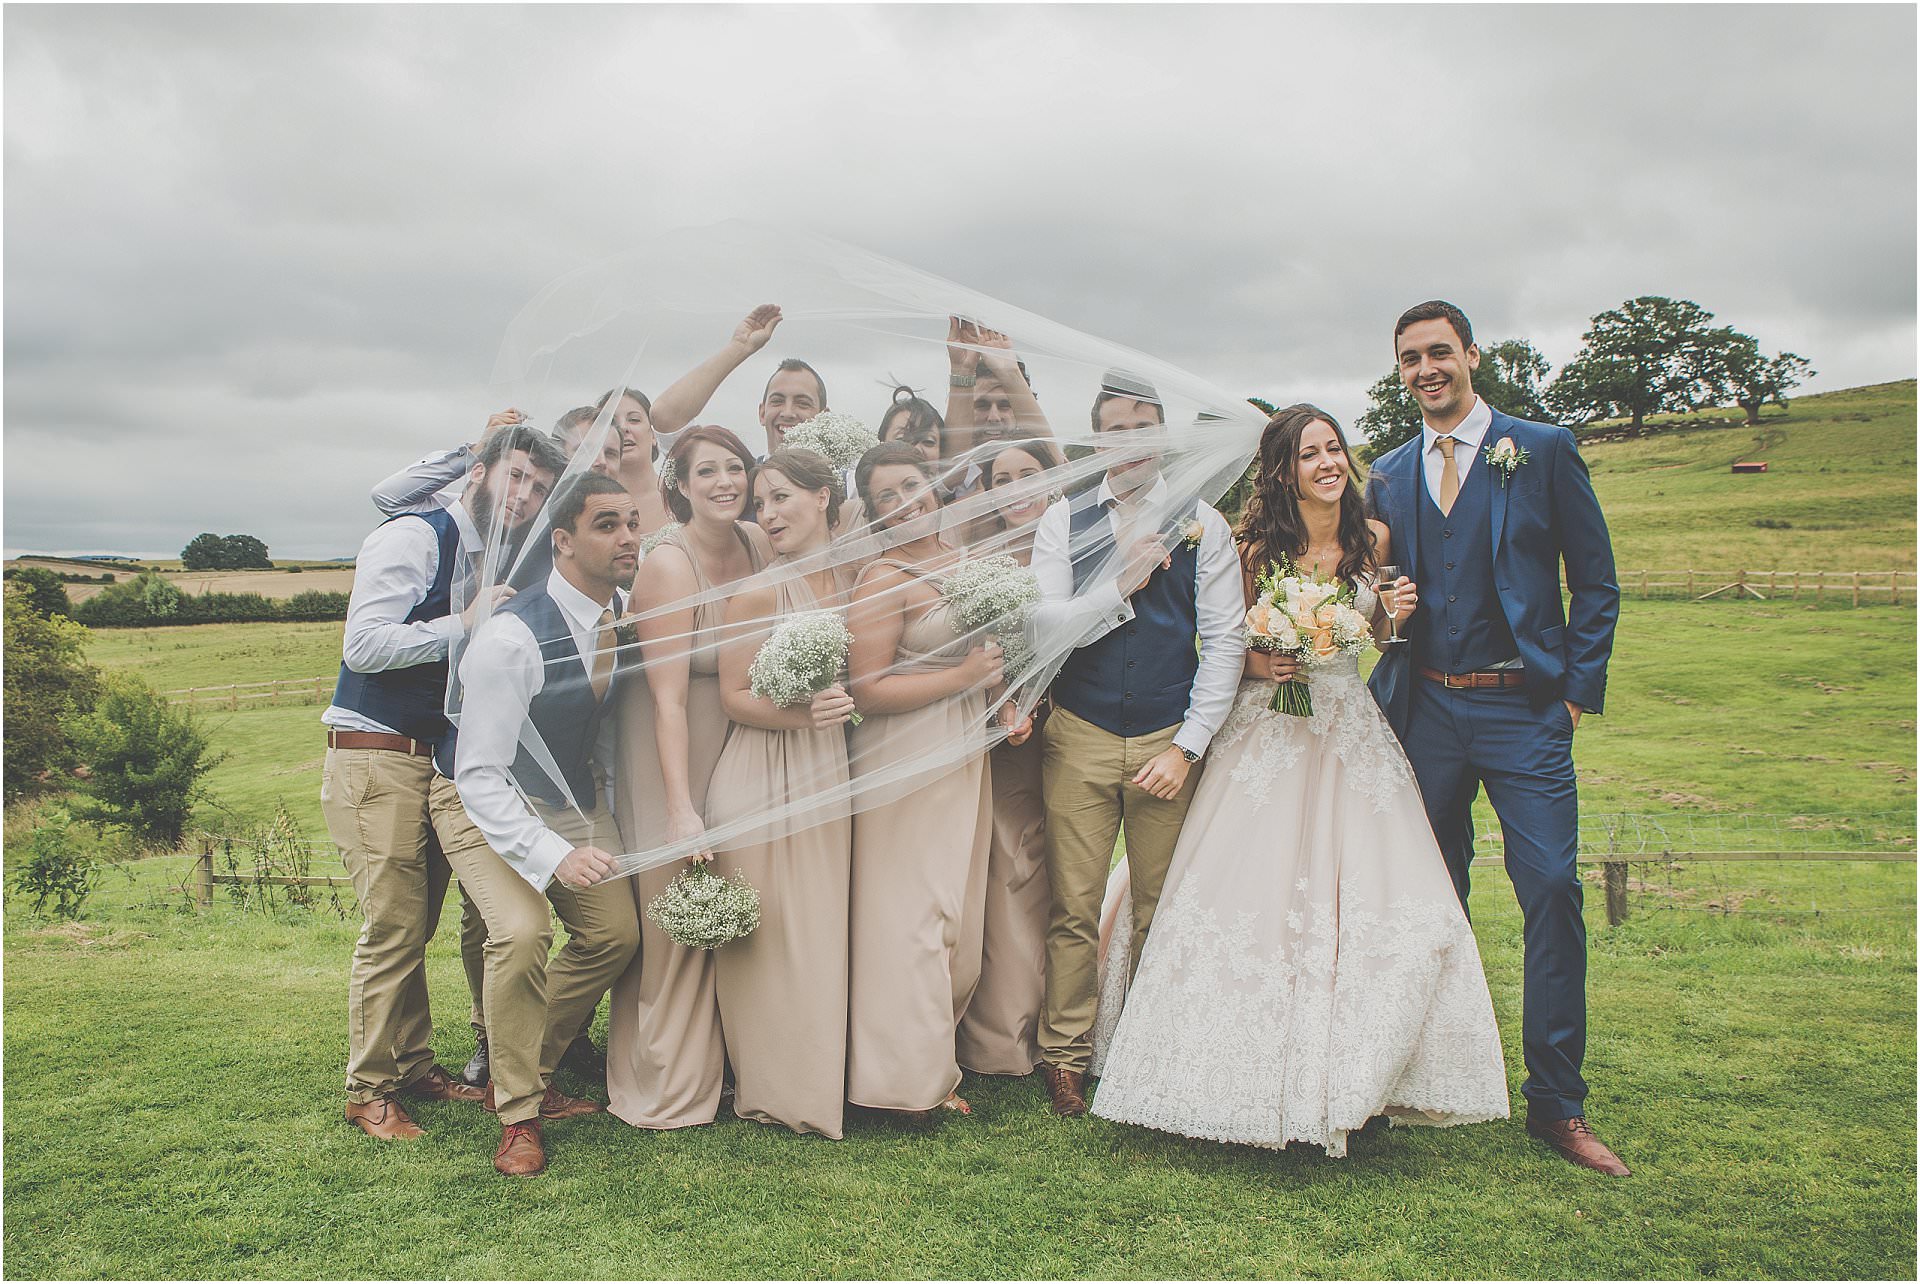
[
  {"x1": 1029, "y1": 372, "x2": 1244, "y2": 1117},
  {"x1": 1365, "y1": 300, "x2": 1626, "y2": 1176}
]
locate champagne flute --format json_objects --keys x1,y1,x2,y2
[{"x1": 1378, "y1": 564, "x2": 1407, "y2": 645}]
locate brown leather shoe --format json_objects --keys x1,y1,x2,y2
[
  {"x1": 539, "y1": 1084, "x2": 602, "y2": 1120},
  {"x1": 494, "y1": 1119, "x2": 546, "y2": 1176},
  {"x1": 1528, "y1": 1113, "x2": 1631, "y2": 1176},
  {"x1": 402, "y1": 1064, "x2": 486, "y2": 1104},
  {"x1": 481, "y1": 1081, "x2": 603, "y2": 1119},
  {"x1": 1043, "y1": 1064, "x2": 1088, "y2": 1117},
  {"x1": 345, "y1": 1096, "x2": 425, "y2": 1140}
]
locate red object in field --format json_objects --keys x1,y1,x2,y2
[{"x1": 1731, "y1": 462, "x2": 1769, "y2": 473}]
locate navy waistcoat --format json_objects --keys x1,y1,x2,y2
[
  {"x1": 1412, "y1": 450, "x2": 1518, "y2": 673},
  {"x1": 491, "y1": 583, "x2": 620, "y2": 808},
  {"x1": 331, "y1": 508, "x2": 461, "y2": 744},
  {"x1": 1051, "y1": 492, "x2": 1200, "y2": 738}
]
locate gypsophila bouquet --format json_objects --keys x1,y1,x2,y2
[
  {"x1": 645, "y1": 863, "x2": 761, "y2": 950},
  {"x1": 639, "y1": 521, "x2": 682, "y2": 556},
  {"x1": 941, "y1": 555, "x2": 1042, "y2": 676},
  {"x1": 1244, "y1": 555, "x2": 1372, "y2": 717},
  {"x1": 782, "y1": 412, "x2": 879, "y2": 469},
  {"x1": 749, "y1": 608, "x2": 860, "y2": 725}
]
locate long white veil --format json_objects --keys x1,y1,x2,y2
[{"x1": 442, "y1": 222, "x2": 1262, "y2": 879}]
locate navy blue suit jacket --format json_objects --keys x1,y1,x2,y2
[{"x1": 1364, "y1": 410, "x2": 1619, "y2": 739}]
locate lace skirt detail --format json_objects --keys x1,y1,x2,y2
[{"x1": 1089, "y1": 674, "x2": 1509, "y2": 1154}]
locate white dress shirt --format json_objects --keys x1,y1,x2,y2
[
  {"x1": 454, "y1": 569, "x2": 621, "y2": 891},
  {"x1": 370, "y1": 444, "x2": 472, "y2": 517},
  {"x1": 1029, "y1": 474, "x2": 1245, "y2": 758},
  {"x1": 1420, "y1": 396, "x2": 1492, "y2": 507},
  {"x1": 321, "y1": 501, "x2": 483, "y2": 734}
]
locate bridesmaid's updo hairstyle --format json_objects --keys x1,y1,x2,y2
[
  {"x1": 663, "y1": 424, "x2": 756, "y2": 524},
  {"x1": 1236, "y1": 403, "x2": 1376, "y2": 586},
  {"x1": 854, "y1": 441, "x2": 938, "y2": 508},
  {"x1": 879, "y1": 385, "x2": 947, "y2": 453},
  {"x1": 758, "y1": 446, "x2": 845, "y2": 528}
]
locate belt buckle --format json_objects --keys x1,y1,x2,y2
[{"x1": 1446, "y1": 672, "x2": 1469, "y2": 690}]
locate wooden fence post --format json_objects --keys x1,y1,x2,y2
[
  {"x1": 1892, "y1": 570, "x2": 1902, "y2": 608},
  {"x1": 195, "y1": 839, "x2": 214, "y2": 909},
  {"x1": 1791, "y1": 570, "x2": 1800, "y2": 600},
  {"x1": 1686, "y1": 569, "x2": 1695, "y2": 597},
  {"x1": 1603, "y1": 861, "x2": 1629, "y2": 927},
  {"x1": 1853, "y1": 572, "x2": 1861, "y2": 607}
]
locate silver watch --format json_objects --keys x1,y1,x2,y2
[{"x1": 1179, "y1": 747, "x2": 1200, "y2": 764}]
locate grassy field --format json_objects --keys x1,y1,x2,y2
[
  {"x1": 1580, "y1": 381, "x2": 1915, "y2": 573},
  {"x1": 4, "y1": 382, "x2": 1913, "y2": 1278},
  {"x1": 6, "y1": 558, "x2": 356, "y2": 604}
]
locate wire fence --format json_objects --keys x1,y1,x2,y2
[{"x1": 162, "y1": 676, "x2": 334, "y2": 709}]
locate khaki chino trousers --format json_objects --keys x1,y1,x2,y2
[
  {"x1": 1038, "y1": 706, "x2": 1201, "y2": 1075},
  {"x1": 437, "y1": 792, "x2": 640, "y2": 1125}
]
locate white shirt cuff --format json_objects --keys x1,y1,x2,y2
[
  {"x1": 520, "y1": 831, "x2": 574, "y2": 892},
  {"x1": 1172, "y1": 722, "x2": 1211, "y2": 760}
]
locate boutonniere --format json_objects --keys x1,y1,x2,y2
[
  {"x1": 1183, "y1": 518, "x2": 1206, "y2": 549},
  {"x1": 612, "y1": 616, "x2": 640, "y2": 650},
  {"x1": 1483, "y1": 436, "x2": 1530, "y2": 486}
]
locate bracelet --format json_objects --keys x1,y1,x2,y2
[{"x1": 949, "y1": 373, "x2": 976, "y2": 389}]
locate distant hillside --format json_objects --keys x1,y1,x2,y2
[{"x1": 1579, "y1": 380, "x2": 1914, "y2": 573}]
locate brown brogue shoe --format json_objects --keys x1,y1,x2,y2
[
  {"x1": 1043, "y1": 1064, "x2": 1088, "y2": 1117},
  {"x1": 345, "y1": 1096, "x2": 425, "y2": 1140},
  {"x1": 539, "y1": 1084, "x2": 602, "y2": 1120},
  {"x1": 1528, "y1": 1113, "x2": 1631, "y2": 1177},
  {"x1": 494, "y1": 1119, "x2": 546, "y2": 1176},
  {"x1": 402, "y1": 1064, "x2": 486, "y2": 1104}
]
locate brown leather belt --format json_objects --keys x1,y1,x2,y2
[
  {"x1": 1418, "y1": 665, "x2": 1528, "y2": 691},
  {"x1": 326, "y1": 729, "x2": 435, "y2": 757}
]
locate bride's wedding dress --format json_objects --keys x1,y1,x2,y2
[{"x1": 1090, "y1": 585, "x2": 1509, "y2": 1155}]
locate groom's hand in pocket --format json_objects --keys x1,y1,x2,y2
[{"x1": 1131, "y1": 745, "x2": 1191, "y2": 800}]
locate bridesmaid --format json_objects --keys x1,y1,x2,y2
[
  {"x1": 705, "y1": 448, "x2": 860, "y2": 1139},
  {"x1": 844, "y1": 443, "x2": 1004, "y2": 1121},
  {"x1": 606, "y1": 424, "x2": 771, "y2": 1130},
  {"x1": 956, "y1": 439, "x2": 1063, "y2": 1077},
  {"x1": 595, "y1": 386, "x2": 676, "y2": 535}
]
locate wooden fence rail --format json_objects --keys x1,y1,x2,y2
[
  {"x1": 165, "y1": 675, "x2": 334, "y2": 709},
  {"x1": 1616, "y1": 569, "x2": 1916, "y2": 605}
]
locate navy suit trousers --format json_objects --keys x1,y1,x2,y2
[{"x1": 1404, "y1": 679, "x2": 1587, "y2": 1119}]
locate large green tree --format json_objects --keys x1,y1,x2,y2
[
  {"x1": 1708, "y1": 330, "x2": 1814, "y2": 426},
  {"x1": 180, "y1": 533, "x2": 273, "y2": 570},
  {"x1": 1354, "y1": 337, "x2": 1555, "y2": 462},
  {"x1": 1545, "y1": 296, "x2": 1724, "y2": 429},
  {"x1": 4, "y1": 567, "x2": 73, "y2": 618}
]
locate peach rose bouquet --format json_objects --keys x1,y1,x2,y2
[{"x1": 1244, "y1": 556, "x2": 1372, "y2": 717}]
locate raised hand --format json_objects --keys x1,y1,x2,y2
[
  {"x1": 733, "y1": 304, "x2": 783, "y2": 354},
  {"x1": 947, "y1": 316, "x2": 984, "y2": 373}
]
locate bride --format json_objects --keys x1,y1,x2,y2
[{"x1": 1089, "y1": 403, "x2": 1509, "y2": 1155}]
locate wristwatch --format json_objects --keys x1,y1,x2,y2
[
  {"x1": 949, "y1": 372, "x2": 976, "y2": 389},
  {"x1": 1179, "y1": 747, "x2": 1200, "y2": 764}
]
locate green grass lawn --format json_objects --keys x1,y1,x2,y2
[{"x1": 4, "y1": 857, "x2": 1911, "y2": 1279}]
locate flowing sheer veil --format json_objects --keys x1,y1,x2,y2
[{"x1": 447, "y1": 221, "x2": 1263, "y2": 878}]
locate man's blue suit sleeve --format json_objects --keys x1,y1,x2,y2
[{"x1": 1550, "y1": 426, "x2": 1618, "y2": 714}]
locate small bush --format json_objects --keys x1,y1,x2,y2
[
  {"x1": 3, "y1": 590, "x2": 101, "y2": 801},
  {"x1": 12, "y1": 808, "x2": 101, "y2": 919},
  {"x1": 1752, "y1": 518, "x2": 1794, "y2": 530},
  {"x1": 65, "y1": 674, "x2": 226, "y2": 850}
]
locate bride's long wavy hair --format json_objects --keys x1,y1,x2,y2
[{"x1": 1234, "y1": 403, "x2": 1377, "y2": 584}]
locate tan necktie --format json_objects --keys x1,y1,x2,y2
[
  {"x1": 590, "y1": 608, "x2": 616, "y2": 701},
  {"x1": 1436, "y1": 436, "x2": 1460, "y2": 516}
]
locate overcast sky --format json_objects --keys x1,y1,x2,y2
[{"x1": 6, "y1": 3, "x2": 1914, "y2": 557}]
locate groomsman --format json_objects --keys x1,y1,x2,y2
[
  {"x1": 451, "y1": 471, "x2": 644, "y2": 1176},
  {"x1": 1028, "y1": 373, "x2": 1245, "y2": 1117},
  {"x1": 1365, "y1": 300, "x2": 1626, "y2": 1176},
  {"x1": 323, "y1": 424, "x2": 565, "y2": 1139}
]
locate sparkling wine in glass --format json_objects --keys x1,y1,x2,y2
[{"x1": 1378, "y1": 564, "x2": 1407, "y2": 645}]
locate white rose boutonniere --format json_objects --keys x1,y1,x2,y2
[
  {"x1": 1183, "y1": 518, "x2": 1206, "y2": 549},
  {"x1": 1483, "y1": 436, "x2": 1530, "y2": 487}
]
